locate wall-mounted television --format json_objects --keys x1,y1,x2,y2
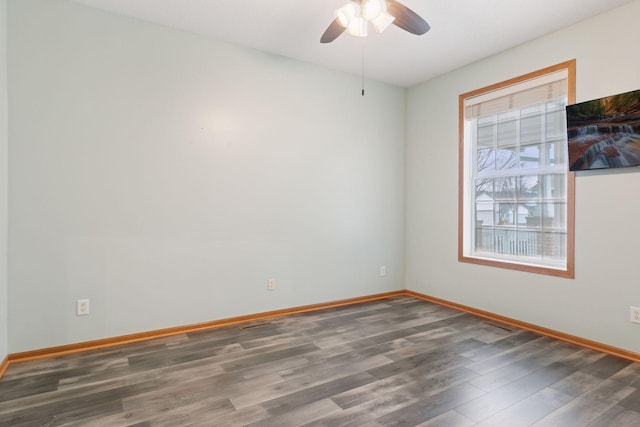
[{"x1": 566, "y1": 89, "x2": 640, "y2": 171}]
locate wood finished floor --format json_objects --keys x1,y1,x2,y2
[{"x1": 2, "y1": 296, "x2": 640, "y2": 426}]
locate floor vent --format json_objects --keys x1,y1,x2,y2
[
  {"x1": 240, "y1": 322, "x2": 272, "y2": 330},
  {"x1": 485, "y1": 322, "x2": 514, "y2": 332}
]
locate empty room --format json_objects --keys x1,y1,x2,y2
[{"x1": 1, "y1": 0, "x2": 640, "y2": 425}]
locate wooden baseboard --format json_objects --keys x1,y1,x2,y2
[
  {"x1": 7, "y1": 290, "x2": 405, "y2": 365},
  {"x1": 0, "y1": 355, "x2": 8, "y2": 378},
  {"x1": 405, "y1": 290, "x2": 640, "y2": 364},
  {"x1": 3, "y1": 289, "x2": 639, "y2": 380}
]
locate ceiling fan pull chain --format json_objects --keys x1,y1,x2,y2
[{"x1": 361, "y1": 42, "x2": 365, "y2": 96}]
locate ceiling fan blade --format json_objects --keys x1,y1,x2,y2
[
  {"x1": 321, "y1": 18, "x2": 346, "y2": 43},
  {"x1": 387, "y1": 0, "x2": 430, "y2": 35}
]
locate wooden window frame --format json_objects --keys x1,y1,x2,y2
[{"x1": 458, "y1": 60, "x2": 576, "y2": 278}]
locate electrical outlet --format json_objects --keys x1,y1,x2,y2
[
  {"x1": 379, "y1": 265, "x2": 386, "y2": 276},
  {"x1": 76, "y1": 299, "x2": 90, "y2": 316},
  {"x1": 631, "y1": 306, "x2": 640, "y2": 323},
  {"x1": 267, "y1": 278, "x2": 275, "y2": 291}
]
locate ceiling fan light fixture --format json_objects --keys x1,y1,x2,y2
[
  {"x1": 347, "y1": 15, "x2": 368, "y2": 37},
  {"x1": 322, "y1": 0, "x2": 429, "y2": 43},
  {"x1": 371, "y1": 11, "x2": 395, "y2": 33},
  {"x1": 336, "y1": 2, "x2": 358, "y2": 28}
]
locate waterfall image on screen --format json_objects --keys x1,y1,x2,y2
[{"x1": 566, "y1": 89, "x2": 640, "y2": 171}]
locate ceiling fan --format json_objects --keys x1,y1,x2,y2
[{"x1": 321, "y1": 0, "x2": 430, "y2": 43}]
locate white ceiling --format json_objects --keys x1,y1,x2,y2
[{"x1": 72, "y1": 0, "x2": 633, "y2": 87}]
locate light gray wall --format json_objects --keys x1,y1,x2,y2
[
  {"x1": 7, "y1": 0, "x2": 405, "y2": 352},
  {"x1": 0, "y1": 0, "x2": 7, "y2": 362},
  {"x1": 406, "y1": 0, "x2": 640, "y2": 353}
]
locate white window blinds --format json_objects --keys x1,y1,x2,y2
[{"x1": 464, "y1": 70, "x2": 568, "y2": 119}]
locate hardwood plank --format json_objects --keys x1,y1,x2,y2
[
  {"x1": 367, "y1": 348, "x2": 468, "y2": 380},
  {"x1": 414, "y1": 410, "x2": 476, "y2": 427},
  {"x1": 475, "y1": 387, "x2": 573, "y2": 426},
  {"x1": 619, "y1": 389, "x2": 640, "y2": 412},
  {"x1": 588, "y1": 404, "x2": 640, "y2": 427},
  {"x1": 532, "y1": 378, "x2": 636, "y2": 426},
  {"x1": 609, "y1": 361, "x2": 640, "y2": 388},
  {"x1": 220, "y1": 343, "x2": 319, "y2": 371},
  {"x1": 376, "y1": 383, "x2": 486, "y2": 426},
  {"x1": 260, "y1": 372, "x2": 378, "y2": 416},
  {"x1": 86, "y1": 395, "x2": 235, "y2": 427},
  {"x1": 579, "y1": 354, "x2": 632, "y2": 379},
  {"x1": 456, "y1": 361, "x2": 577, "y2": 422},
  {"x1": 0, "y1": 380, "x2": 154, "y2": 425},
  {"x1": 247, "y1": 399, "x2": 343, "y2": 427},
  {"x1": 280, "y1": 353, "x2": 393, "y2": 385}
]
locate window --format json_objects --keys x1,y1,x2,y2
[{"x1": 459, "y1": 60, "x2": 575, "y2": 278}]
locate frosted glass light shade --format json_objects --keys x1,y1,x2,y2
[
  {"x1": 347, "y1": 16, "x2": 368, "y2": 37},
  {"x1": 336, "y1": 3, "x2": 357, "y2": 28},
  {"x1": 371, "y1": 11, "x2": 395, "y2": 33},
  {"x1": 362, "y1": 0, "x2": 383, "y2": 20}
]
